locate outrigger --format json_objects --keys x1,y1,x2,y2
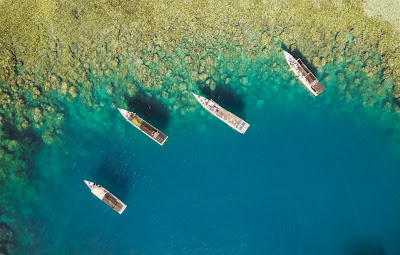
[
  {"x1": 192, "y1": 93, "x2": 250, "y2": 134},
  {"x1": 118, "y1": 108, "x2": 168, "y2": 145},
  {"x1": 283, "y1": 50, "x2": 325, "y2": 96}
]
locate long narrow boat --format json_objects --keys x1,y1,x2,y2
[
  {"x1": 84, "y1": 180, "x2": 127, "y2": 214},
  {"x1": 283, "y1": 50, "x2": 325, "y2": 96},
  {"x1": 118, "y1": 108, "x2": 168, "y2": 145},
  {"x1": 192, "y1": 93, "x2": 250, "y2": 134}
]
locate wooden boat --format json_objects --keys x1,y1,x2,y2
[
  {"x1": 118, "y1": 108, "x2": 168, "y2": 145},
  {"x1": 84, "y1": 180, "x2": 127, "y2": 214},
  {"x1": 192, "y1": 93, "x2": 250, "y2": 134},
  {"x1": 283, "y1": 50, "x2": 325, "y2": 96}
]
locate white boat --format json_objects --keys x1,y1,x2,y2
[
  {"x1": 118, "y1": 108, "x2": 168, "y2": 145},
  {"x1": 84, "y1": 180, "x2": 127, "y2": 214},
  {"x1": 283, "y1": 50, "x2": 325, "y2": 96},
  {"x1": 192, "y1": 93, "x2": 250, "y2": 134}
]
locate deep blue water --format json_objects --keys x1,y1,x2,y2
[{"x1": 24, "y1": 83, "x2": 400, "y2": 255}]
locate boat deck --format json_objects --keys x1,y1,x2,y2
[
  {"x1": 215, "y1": 107, "x2": 246, "y2": 131},
  {"x1": 204, "y1": 101, "x2": 249, "y2": 134},
  {"x1": 102, "y1": 192, "x2": 126, "y2": 214},
  {"x1": 297, "y1": 59, "x2": 325, "y2": 94},
  {"x1": 127, "y1": 113, "x2": 168, "y2": 145}
]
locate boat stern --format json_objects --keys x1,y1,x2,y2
[
  {"x1": 118, "y1": 204, "x2": 127, "y2": 214},
  {"x1": 238, "y1": 121, "x2": 250, "y2": 134}
]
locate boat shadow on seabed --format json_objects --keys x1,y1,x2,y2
[
  {"x1": 125, "y1": 90, "x2": 170, "y2": 131},
  {"x1": 91, "y1": 153, "x2": 135, "y2": 202}
]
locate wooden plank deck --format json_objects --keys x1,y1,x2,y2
[
  {"x1": 213, "y1": 106, "x2": 246, "y2": 131},
  {"x1": 298, "y1": 59, "x2": 326, "y2": 94},
  {"x1": 124, "y1": 112, "x2": 168, "y2": 145},
  {"x1": 102, "y1": 192, "x2": 125, "y2": 214},
  {"x1": 139, "y1": 120, "x2": 168, "y2": 145}
]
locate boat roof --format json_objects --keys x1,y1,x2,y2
[
  {"x1": 312, "y1": 82, "x2": 325, "y2": 94},
  {"x1": 102, "y1": 192, "x2": 126, "y2": 214}
]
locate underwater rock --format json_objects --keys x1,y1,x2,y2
[
  {"x1": 106, "y1": 83, "x2": 113, "y2": 94},
  {"x1": 126, "y1": 83, "x2": 138, "y2": 97},
  {"x1": 209, "y1": 80, "x2": 216, "y2": 91},
  {"x1": 240, "y1": 76, "x2": 249, "y2": 85},
  {"x1": 104, "y1": 69, "x2": 112, "y2": 77},
  {"x1": 190, "y1": 71, "x2": 199, "y2": 81},
  {"x1": 33, "y1": 107, "x2": 42, "y2": 123},
  {"x1": 32, "y1": 87, "x2": 41, "y2": 99},
  {"x1": 312, "y1": 57, "x2": 327, "y2": 68},
  {"x1": 383, "y1": 101, "x2": 392, "y2": 111},
  {"x1": 0, "y1": 92, "x2": 11, "y2": 105},
  {"x1": 43, "y1": 81, "x2": 52, "y2": 91},
  {"x1": 69, "y1": 86, "x2": 78, "y2": 97},
  {"x1": 20, "y1": 120, "x2": 29, "y2": 129},
  {"x1": 135, "y1": 58, "x2": 144, "y2": 66},
  {"x1": 337, "y1": 72, "x2": 345, "y2": 81},
  {"x1": 345, "y1": 93, "x2": 352, "y2": 102},
  {"x1": 111, "y1": 57, "x2": 119, "y2": 68},
  {"x1": 41, "y1": 128, "x2": 54, "y2": 145},
  {"x1": 60, "y1": 82, "x2": 69, "y2": 95},
  {"x1": 199, "y1": 73, "x2": 208, "y2": 81},
  {"x1": 162, "y1": 91, "x2": 169, "y2": 99},
  {"x1": 364, "y1": 96, "x2": 375, "y2": 107},
  {"x1": 6, "y1": 140, "x2": 19, "y2": 152},
  {"x1": 178, "y1": 83, "x2": 187, "y2": 91},
  {"x1": 10, "y1": 81, "x2": 18, "y2": 93},
  {"x1": 393, "y1": 84, "x2": 400, "y2": 98},
  {"x1": 184, "y1": 55, "x2": 192, "y2": 64}
]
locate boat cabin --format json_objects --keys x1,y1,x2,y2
[{"x1": 297, "y1": 59, "x2": 326, "y2": 95}]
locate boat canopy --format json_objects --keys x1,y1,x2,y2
[
  {"x1": 102, "y1": 193, "x2": 126, "y2": 213},
  {"x1": 297, "y1": 59, "x2": 326, "y2": 95},
  {"x1": 312, "y1": 82, "x2": 325, "y2": 94}
]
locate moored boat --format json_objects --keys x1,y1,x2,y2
[
  {"x1": 192, "y1": 93, "x2": 250, "y2": 134},
  {"x1": 84, "y1": 180, "x2": 127, "y2": 214},
  {"x1": 118, "y1": 108, "x2": 168, "y2": 145},
  {"x1": 283, "y1": 50, "x2": 325, "y2": 96}
]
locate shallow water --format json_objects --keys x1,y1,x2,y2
[{"x1": 8, "y1": 51, "x2": 400, "y2": 255}]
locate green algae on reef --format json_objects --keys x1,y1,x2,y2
[{"x1": 1, "y1": 0, "x2": 400, "y2": 252}]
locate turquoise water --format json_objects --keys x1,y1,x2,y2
[{"x1": 10, "y1": 52, "x2": 400, "y2": 254}]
